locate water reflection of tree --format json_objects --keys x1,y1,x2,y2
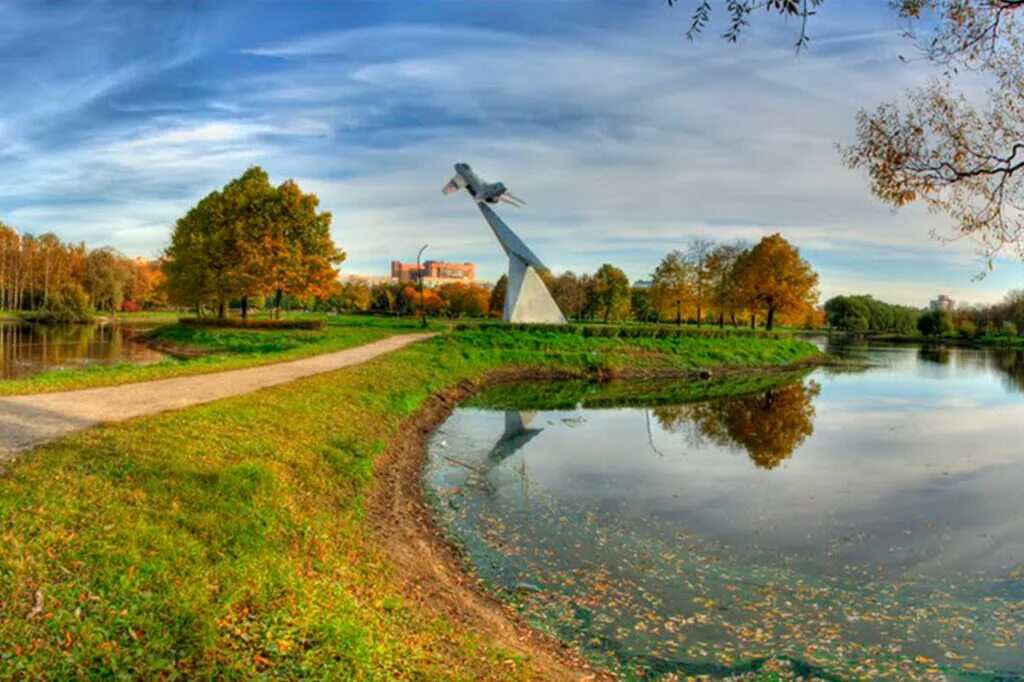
[{"x1": 653, "y1": 381, "x2": 821, "y2": 469}]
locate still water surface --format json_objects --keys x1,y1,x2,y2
[
  {"x1": 0, "y1": 321, "x2": 166, "y2": 379},
  {"x1": 424, "y1": 342, "x2": 1024, "y2": 680}
]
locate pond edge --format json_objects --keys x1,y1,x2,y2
[{"x1": 366, "y1": 359, "x2": 830, "y2": 681}]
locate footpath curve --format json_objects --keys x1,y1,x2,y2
[{"x1": 0, "y1": 332, "x2": 435, "y2": 456}]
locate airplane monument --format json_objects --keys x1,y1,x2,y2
[{"x1": 443, "y1": 163, "x2": 566, "y2": 324}]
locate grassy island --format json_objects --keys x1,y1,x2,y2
[{"x1": 0, "y1": 324, "x2": 819, "y2": 679}]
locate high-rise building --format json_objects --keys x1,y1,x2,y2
[{"x1": 929, "y1": 294, "x2": 955, "y2": 312}]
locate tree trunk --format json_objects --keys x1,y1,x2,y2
[
  {"x1": 766, "y1": 307, "x2": 776, "y2": 331},
  {"x1": 675, "y1": 300, "x2": 681, "y2": 325},
  {"x1": 719, "y1": 313, "x2": 724, "y2": 329},
  {"x1": 750, "y1": 313, "x2": 756, "y2": 330},
  {"x1": 218, "y1": 300, "x2": 226, "y2": 319},
  {"x1": 696, "y1": 305, "x2": 702, "y2": 328},
  {"x1": 731, "y1": 313, "x2": 737, "y2": 327},
  {"x1": 241, "y1": 297, "x2": 248, "y2": 321},
  {"x1": 274, "y1": 288, "x2": 283, "y2": 320}
]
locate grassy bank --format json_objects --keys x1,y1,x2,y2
[
  {"x1": 0, "y1": 315, "x2": 438, "y2": 396},
  {"x1": 0, "y1": 330, "x2": 819, "y2": 679}
]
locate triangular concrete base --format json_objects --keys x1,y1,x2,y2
[{"x1": 505, "y1": 259, "x2": 566, "y2": 324}]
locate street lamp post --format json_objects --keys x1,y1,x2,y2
[{"x1": 416, "y1": 244, "x2": 428, "y2": 329}]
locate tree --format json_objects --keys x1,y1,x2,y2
[
  {"x1": 589, "y1": 263, "x2": 632, "y2": 323},
  {"x1": 84, "y1": 247, "x2": 133, "y2": 313},
  {"x1": 340, "y1": 278, "x2": 372, "y2": 312},
  {"x1": 686, "y1": 238, "x2": 715, "y2": 326},
  {"x1": 650, "y1": 250, "x2": 690, "y2": 324},
  {"x1": 550, "y1": 271, "x2": 587, "y2": 320},
  {"x1": 667, "y1": 0, "x2": 824, "y2": 49},
  {"x1": 708, "y1": 242, "x2": 745, "y2": 327},
  {"x1": 733, "y1": 234, "x2": 818, "y2": 331},
  {"x1": 631, "y1": 286, "x2": 659, "y2": 322},
  {"x1": 672, "y1": 1, "x2": 1024, "y2": 267},
  {"x1": 489, "y1": 275, "x2": 507, "y2": 318},
  {"x1": 918, "y1": 308, "x2": 955, "y2": 336},
  {"x1": 164, "y1": 167, "x2": 345, "y2": 318}
]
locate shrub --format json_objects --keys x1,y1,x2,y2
[
  {"x1": 178, "y1": 317, "x2": 326, "y2": 330},
  {"x1": 957, "y1": 319, "x2": 977, "y2": 338},
  {"x1": 120, "y1": 300, "x2": 143, "y2": 313},
  {"x1": 1002, "y1": 320, "x2": 1018, "y2": 337}
]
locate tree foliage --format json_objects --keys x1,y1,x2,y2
[
  {"x1": 918, "y1": 308, "x2": 955, "y2": 335},
  {"x1": 164, "y1": 167, "x2": 345, "y2": 318},
  {"x1": 824, "y1": 295, "x2": 921, "y2": 333},
  {"x1": 733, "y1": 234, "x2": 819, "y2": 331}
]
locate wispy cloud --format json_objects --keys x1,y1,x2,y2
[{"x1": 0, "y1": 0, "x2": 1016, "y2": 305}]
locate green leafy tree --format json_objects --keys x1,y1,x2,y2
[
  {"x1": 918, "y1": 309, "x2": 955, "y2": 336},
  {"x1": 589, "y1": 263, "x2": 632, "y2": 323}
]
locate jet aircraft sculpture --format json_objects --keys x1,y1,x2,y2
[{"x1": 443, "y1": 163, "x2": 566, "y2": 324}]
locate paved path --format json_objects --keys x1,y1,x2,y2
[{"x1": 0, "y1": 333, "x2": 435, "y2": 456}]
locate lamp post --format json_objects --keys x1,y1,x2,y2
[{"x1": 416, "y1": 244, "x2": 428, "y2": 329}]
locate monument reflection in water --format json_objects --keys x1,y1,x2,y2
[{"x1": 424, "y1": 345, "x2": 1024, "y2": 679}]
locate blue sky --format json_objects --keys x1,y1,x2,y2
[{"x1": 1, "y1": 0, "x2": 1022, "y2": 306}]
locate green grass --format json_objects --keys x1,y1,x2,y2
[
  {"x1": 0, "y1": 330, "x2": 819, "y2": 680},
  {"x1": 0, "y1": 315, "x2": 444, "y2": 396}
]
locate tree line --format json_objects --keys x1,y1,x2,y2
[
  {"x1": 329, "y1": 233, "x2": 822, "y2": 331},
  {"x1": 647, "y1": 234, "x2": 820, "y2": 331},
  {"x1": 0, "y1": 222, "x2": 163, "y2": 320},
  {"x1": 823, "y1": 295, "x2": 921, "y2": 334}
]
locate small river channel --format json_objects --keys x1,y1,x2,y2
[
  {"x1": 424, "y1": 340, "x2": 1024, "y2": 680},
  {"x1": 0, "y1": 321, "x2": 166, "y2": 379}
]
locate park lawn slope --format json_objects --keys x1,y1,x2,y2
[
  {"x1": 0, "y1": 331, "x2": 819, "y2": 680},
  {"x1": 0, "y1": 315, "x2": 437, "y2": 397}
]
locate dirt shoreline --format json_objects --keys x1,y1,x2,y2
[{"x1": 366, "y1": 358, "x2": 831, "y2": 681}]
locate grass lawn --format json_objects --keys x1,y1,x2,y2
[
  {"x1": 0, "y1": 314, "x2": 442, "y2": 396},
  {"x1": 0, "y1": 329, "x2": 819, "y2": 680}
]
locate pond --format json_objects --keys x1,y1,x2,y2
[
  {"x1": 424, "y1": 341, "x2": 1024, "y2": 680},
  {"x1": 0, "y1": 321, "x2": 166, "y2": 379}
]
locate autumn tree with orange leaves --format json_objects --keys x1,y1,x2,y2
[
  {"x1": 733, "y1": 234, "x2": 819, "y2": 331},
  {"x1": 164, "y1": 167, "x2": 344, "y2": 319}
]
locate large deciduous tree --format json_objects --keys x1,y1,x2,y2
[
  {"x1": 734, "y1": 233, "x2": 818, "y2": 331},
  {"x1": 164, "y1": 167, "x2": 345, "y2": 318}
]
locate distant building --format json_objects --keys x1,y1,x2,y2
[
  {"x1": 929, "y1": 294, "x2": 955, "y2": 312},
  {"x1": 633, "y1": 279, "x2": 653, "y2": 289},
  {"x1": 390, "y1": 260, "x2": 476, "y2": 285}
]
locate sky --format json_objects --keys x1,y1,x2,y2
[{"x1": 1, "y1": 0, "x2": 1022, "y2": 307}]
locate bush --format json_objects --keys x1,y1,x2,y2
[
  {"x1": 120, "y1": 300, "x2": 143, "y2": 313},
  {"x1": 1002, "y1": 320, "x2": 1018, "y2": 337},
  {"x1": 178, "y1": 317, "x2": 326, "y2": 330}
]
